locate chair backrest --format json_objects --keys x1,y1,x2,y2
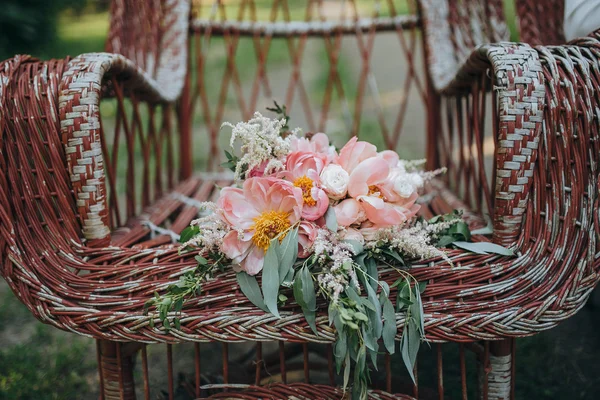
[
  {"x1": 105, "y1": 0, "x2": 190, "y2": 100},
  {"x1": 419, "y1": 0, "x2": 509, "y2": 92},
  {"x1": 516, "y1": 0, "x2": 566, "y2": 45},
  {"x1": 180, "y1": 0, "x2": 429, "y2": 173}
]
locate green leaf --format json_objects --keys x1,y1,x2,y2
[
  {"x1": 401, "y1": 321, "x2": 420, "y2": 383},
  {"x1": 449, "y1": 221, "x2": 471, "y2": 241},
  {"x1": 368, "y1": 347, "x2": 379, "y2": 371},
  {"x1": 262, "y1": 241, "x2": 281, "y2": 317},
  {"x1": 324, "y1": 206, "x2": 338, "y2": 232},
  {"x1": 365, "y1": 257, "x2": 378, "y2": 291},
  {"x1": 471, "y1": 225, "x2": 493, "y2": 235},
  {"x1": 174, "y1": 298, "x2": 184, "y2": 312},
  {"x1": 436, "y1": 235, "x2": 458, "y2": 247},
  {"x1": 334, "y1": 329, "x2": 347, "y2": 373},
  {"x1": 363, "y1": 278, "x2": 382, "y2": 339},
  {"x1": 342, "y1": 353, "x2": 351, "y2": 390},
  {"x1": 281, "y1": 267, "x2": 295, "y2": 287},
  {"x1": 236, "y1": 272, "x2": 268, "y2": 312},
  {"x1": 415, "y1": 288, "x2": 425, "y2": 335},
  {"x1": 382, "y1": 297, "x2": 396, "y2": 354},
  {"x1": 278, "y1": 227, "x2": 298, "y2": 283},
  {"x1": 343, "y1": 239, "x2": 363, "y2": 255},
  {"x1": 179, "y1": 226, "x2": 200, "y2": 244},
  {"x1": 353, "y1": 346, "x2": 367, "y2": 399},
  {"x1": 362, "y1": 325, "x2": 378, "y2": 352},
  {"x1": 452, "y1": 241, "x2": 514, "y2": 256},
  {"x1": 382, "y1": 248, "x2": 406, "y2": 266},
  {"x1": 293, "y1": 266, "x2": 317, "y2": 334},
  {"x1": 194, "y1": 255, "x2": 208, "y2": 265},
  {"x1": 328, "y1": 303, "x2": 338, "y2": 326}
]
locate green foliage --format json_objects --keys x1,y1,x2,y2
[
  {"x1": 0, "y1": 0, "x2": 106, "y2": 61},
  {"x1": 266, "y1": 101, "x2": 290, "y2": 133},
  {"x1": 0, "y1": 325, "x2": 94, "y2": 400}
]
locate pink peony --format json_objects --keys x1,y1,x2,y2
[
  {"x1": 247, "y1": 160, "x2": 269, "y2": 178},
  {"x1": 333, "y1": 198, "x2": 364, "y2": 227},
  {"x1": 290, "y1": 133, "x2": 336, "y2": 162},
  {"x1": 218, "y1": 177, "x2": 303, "y2": 275},
  {"x1": 336, "y1": 136, "x2": 378, "y2": 173},
  {"x1": 283, "y1": 151, "x2": 330, "y2": 221},
  {"x1": 298, "y1": 221, "x2": 318, "y2": 258},
  {"x1": 347, "y1": 156, "x2": 420, "y2": 227}
]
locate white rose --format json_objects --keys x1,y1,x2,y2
[
  {"x1": 320, "y1": 164, "x2": 350, "y2": 200},
  {"x1": 393, "y1": 178, "x2": 415, "y2": 198},
  {"x1": 407, "y1": 172, "x2": 424, "y2": 189}
]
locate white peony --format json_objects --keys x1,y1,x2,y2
[{"x1": 320, "y1": 164, "x2": 350, "y2": 200}]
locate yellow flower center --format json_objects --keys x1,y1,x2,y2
[
  {"x1": 251, "y1": 210, "x2": 291, "y2": 252},
  {"x1": 293, "y1": 175, "x2": 317, "y2": 207},
  {"x1": 368, "y1": 185, "x2": 383, "y2": 198}
]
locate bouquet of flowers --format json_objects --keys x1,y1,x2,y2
[{"x1": 148, "y1": 104, "x2": 508, "y2": 398}]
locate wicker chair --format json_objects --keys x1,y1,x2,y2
[{"x1": 1, "y1": 0, "x2": 599, "y2": 399}]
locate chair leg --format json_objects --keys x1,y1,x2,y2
[
  {"x1": 97, "y1": 340, "x2": 137, "y2": 400},
  {"x1": 479, "y1": 339, "x2": 514, "y2": 400}
]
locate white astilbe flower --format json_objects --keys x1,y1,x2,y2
[
  {"x1": 365, "y1": 219, "x2": 459, "y2": 264},
  {"x1": 312, "y1": 228, "x2": 360, "y2": 304},
  {"x1": 418, "y1": 167, "x2": 448, "y2": 183},
  {"x1": 183, "y1": 203, "x2": 228, "y2": 253},
  {"x1": 221, "y1": 112, "x2": 301, "y2": 182}
]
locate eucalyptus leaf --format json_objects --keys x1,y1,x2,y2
[
  {"x1": 278, "y1": 227, "x2": 298, "y2": 283},
  {"x1": 452, "y1": 241, "x2": 514, "y2": 256},
  {"x1": 449, "y1": 221, "x2": 471, "y2": 241},
  {"x1": 194, "y1": 255, "x2": 208, "y2": 265},
  {"x1": 471, "y1": 225, "x2": 494, "y2": 235},
  {"x1": 382, "y1": 296, "x2": 397, "y2": 354},
  {"x1": 343, "y1": 239, "x2": 364, "y2": 255},
  {"x1": 436, "y1": 235, "x2": 458, "y2": 247},
  {"x1": 343, "y1": 353, "x2": 351, "y2": 390},
  {"x1": 236, "y1": 272, "x2": 268, "y2": 312},
  {"x1": 300, "y1": 266, "x2": 316, "y2": 312},
  {"x1": 328, "y1": 303, "x2": 338, "y2": 326},
  {"x1": 401, "y1": 321, "x2": 419, "y2": 383},
  {"x1": 293, "y1": 274, "x2": 307, "y2": 309},
  {"x1": 416, "y1": 288, "x2": 425, "y2": 335},
  {"x1": 281, "y1": 267, "x2": 295, "y2": 287},
  {"x1": 368, "y1": 346, "x2": 379, "y2": 371},
  {"x1": 262, "y1": 241, "x2": 281, "y2": 317},
  {"x1": 299, "y1": 266, "x2": 317, "y2": 333},
  {"x1": 324, "y1": 206, "x2": 338, "y2": 232},
  {"x1": 334, "y1": 329, "x2": 348, "y2": 368},
  {"x1": 383, "y1": 248, "x2": 406, "y2": 265},
  {"x1": 363, "y1": 279, "x2": 382, "y2": 339},
  {"x1": 365, "y1": 257, "x2": 378, "y2": 291},
  {"x1": 362, "y1": 325, "x2": 378, "y2": 352}
]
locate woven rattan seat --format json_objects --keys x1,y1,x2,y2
[{"x1": 2, "y1": 0, "x2": 600, "y2": 399}]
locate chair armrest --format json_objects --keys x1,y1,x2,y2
[{"x1": 59, "y1": 52, "x2": 186, "y2": 245}]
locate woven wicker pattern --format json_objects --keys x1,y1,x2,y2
[
  {"x1": 516, "y1": 0, "x2": 566, "y2": 45},
  {"x1": 0, "y1": 1, "x2": 598, "y2": 344},
  {"x1": 201, "y1": 383, "x2": 415, "y2": 399},
  {"x1": 2, "y1": 1, "x2": 600, "y2": 399}
]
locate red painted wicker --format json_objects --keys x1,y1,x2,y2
[{"x1": 1, "y1": 1, "x2": 599, "y2": 399}]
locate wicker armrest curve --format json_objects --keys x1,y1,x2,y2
[{"x1": 58, "y1": 52, "x2": 186, "y2": 246}]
